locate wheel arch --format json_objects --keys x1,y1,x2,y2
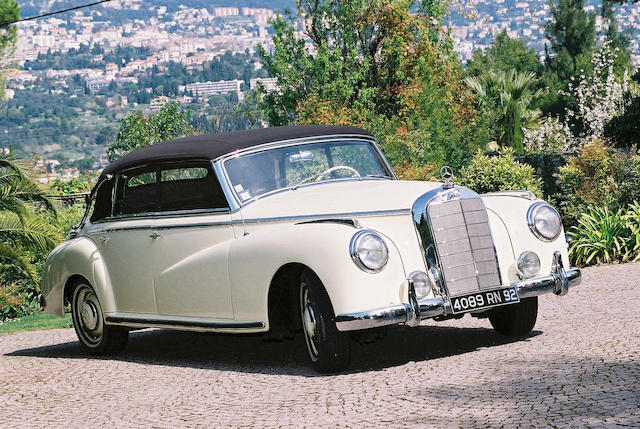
[
  {"x1": 267, "y1": 263, "x2": 336, "y2": 332},
  {"x1": 41, "y1": 237, "x2": 116, "y2": 317}
]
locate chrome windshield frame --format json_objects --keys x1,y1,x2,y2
[{"x1": 215, "y1": 135, "x2": 396, "y2": 211}]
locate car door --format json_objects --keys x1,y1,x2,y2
[
  {"x1": 87, "y1": 167, "x2": 160, "y2": 314},
  {"x1": 150, "y1": 163, "x2": 235, "y2": 319}
]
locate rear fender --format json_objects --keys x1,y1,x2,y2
[{"x1": 41, "y1": 237, "x2": 115, "y2": 317}]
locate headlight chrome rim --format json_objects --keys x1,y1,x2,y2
[
  {"x1": 527, "y1": 201, "x2": 562, "y2": 242},
  {"x1": 349, "y1": 230, "x2": 389, "y2": 273}
]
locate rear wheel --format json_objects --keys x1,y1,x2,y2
[
  {"x1": 70, "y1": 281, "x2": 128, "y2": 355},
  {"x1": 299, "y1": 271, "x2": 350, "y2": 373},
  {"x1": 489, "y1": 297, "x2": 538, "y2": 336}
]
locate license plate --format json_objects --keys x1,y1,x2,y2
[{"x1": 450, "y1": 287, "x2": 520, "y2": 314}]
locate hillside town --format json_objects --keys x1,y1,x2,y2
[{"x1": 3, "y1": 0, "x2": 640, "y2": 184}]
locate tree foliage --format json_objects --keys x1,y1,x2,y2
[
  {"x1": 0, "y1": 0, "x2": 19, "y2": 100},
  {"x1": 0, "y1": 152, "x2": 59, "y2": 288},
  {"x1": 465, "y1": 30, "x2": 541, "y2": 78},
  {"x1": 258, "y1": 0, "x2": 488, "y2": 174},
  {"x1": 465, "y1": 70, "x2": 545, "y2": 153},
  {"x1": 107, "y1": 103, "x2": 194, "y2": 161},
  {"x1": 540, "y1": 0, "x2": 596, "y2": 116}
]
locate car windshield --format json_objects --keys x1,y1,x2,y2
[{"x1": 223, "y1": 140, "x2": 392, "y2": 203}]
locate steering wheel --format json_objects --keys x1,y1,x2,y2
[{"x1": 299, "y1": 165, "x2": 361, "y2": 185}]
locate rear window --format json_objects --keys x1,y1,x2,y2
[{"x1": 113, "y1": 163, "x2": 228, "y2": 216}]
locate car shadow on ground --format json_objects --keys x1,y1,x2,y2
[{"x1": 7, "y1": 323, "x2": 541, "y2": 376}]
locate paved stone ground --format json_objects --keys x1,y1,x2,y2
[{"x1": 1, "y1": 264, "x2": 639, "y2": 428}]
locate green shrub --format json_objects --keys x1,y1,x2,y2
[
  {"x1": 568, "y1": 206, "x2": 634, "y2": 266},
  {"x1": 556, "y1": 140, "x2": 640, "y2": 228},
  {"x1": 456, "y1": 148, "x2": 542, "y2": 197},
  {"x1": 0, "y1": 282, "x2": 40, "y2": 322}
]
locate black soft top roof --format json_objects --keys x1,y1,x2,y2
[{"x1": 100, "y1": 125, "x2": 372, "y2": 178}]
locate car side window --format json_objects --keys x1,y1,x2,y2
[
  {"x1": 159, "y1": 165, "x2": 227, "y2": 212},
  {"x1": 114, "y1": 168, "x2": 159, "y2": 215},
  {"x1": 113, "y1": 162, "x2": 228, "y2": 217}
]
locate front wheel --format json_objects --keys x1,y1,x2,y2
[
  {"x1": 299, "y1": 271, "x2": 350, "y2": 373},
  {"x1": 489, "y1": 297, "x2": 538, "y2": 336},
  {"x1": 71, "y1": 281, "x2": 128, "y2": 355}
]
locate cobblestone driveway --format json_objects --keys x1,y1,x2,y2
[{"x1": 1, "y1": 264, "x2": 639, "y2": 428}]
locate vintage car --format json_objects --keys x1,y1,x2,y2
[{"x1": 42, "y1": 125, "x2": 581, "y2": 372}]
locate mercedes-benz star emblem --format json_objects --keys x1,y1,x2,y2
[{"x1": 440, "y1": 166, "x2": 453, "y2": 181}]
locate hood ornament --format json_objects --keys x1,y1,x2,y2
[{"x1": 440, "y1": 166, "x2": 454, "y2": 189}]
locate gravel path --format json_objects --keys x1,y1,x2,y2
[{"x1": 1, "y1": 264, "x2": 639, "y2": 428}]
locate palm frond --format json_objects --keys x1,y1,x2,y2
[
  {"x1": 0, "y1": 212, "x2": 61, "y2": 253},
  {"x1": 0, "y1": 242, "x2": 39, "y2": 287},
  {"x1": 0, "y1": 152, "x2": 29, "y2": 181}
]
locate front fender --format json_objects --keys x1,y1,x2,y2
[
  {"x1": 41, "y1": 237, "x2": 115, "y2": 317},
  {"x1": 228, "y1": 223, "x2": 407, "y2": 325},
  {"x1": 482, "y1": 195, "x2": 570, "y2": 282}
]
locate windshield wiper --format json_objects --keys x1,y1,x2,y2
[{"x1": 363, "y1": 174, "x2": 392, "y2": 180}]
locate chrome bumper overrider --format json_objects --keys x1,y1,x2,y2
[{"x1": 335, "y1": 265, "x2": 581, "y2": 332}]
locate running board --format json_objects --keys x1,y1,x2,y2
[{"x1": 105, "y1": 314, "x2": 265, "y2": 333}]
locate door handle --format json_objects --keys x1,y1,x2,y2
[{"x1": 149, "y1": 232, "x2": 162, "y2": 239}]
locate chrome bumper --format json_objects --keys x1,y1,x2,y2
[{"x1": 335, "y1": 266, "x2": 581, "y2": 332}]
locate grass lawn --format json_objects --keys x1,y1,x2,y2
[{"x1": 0, "y1": 312, "x2": 72, "y2": 335}]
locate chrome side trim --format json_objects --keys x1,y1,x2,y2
[
  {"x1": 335, "y1": 265, "x2": 582, "y2": 331},
  {"x1": 106, "y1": 207, "x2": 230, "y2": 221},
  {"x1": 105, "y1": 313, "x2": 264, "y2": 331},
  {"x1": 235, "y1": 209, "x2": 410, "y2": 225},
  {"x1": 297, "y1": 218, "x2": 361, "y2": 228},
  {"x1": 88, "y1": 220, "x2": 231, "y2": 234}
]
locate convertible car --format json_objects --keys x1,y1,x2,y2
[{"x1": 41, "y1": 125, "x2": 581, "y2": 372}]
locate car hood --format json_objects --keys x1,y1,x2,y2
[{"x1": 238, "y1": 179, "x2": 443, "y2": 220}]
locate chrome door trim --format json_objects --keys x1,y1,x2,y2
[
  {"x1": 88, "y1": 220, "x2": 232, "y2": 234},
  {"x1": 105, "y1": 313, "x2": 264, "y2": 331},
  {"x1": 233, "y1": 208, "x2": 410, "y2": 225}
]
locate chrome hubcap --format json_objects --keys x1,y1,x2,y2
[
  {"x1": 73, "y1": 285, "x2": 104, "y2": 346},
  {"x1": 81, "y1": 301, "x2": 98, "y2": 330},
  {"x1": 303, "y1": 304, "x2": 316, "y2": 341},
  {"x1": 300, "y1": 285, "x2": 319, "y2": 360}
]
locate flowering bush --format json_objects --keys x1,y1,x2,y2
[
  {"x1": 563, "y1": 41, "x2": 630, "y2": 140},
  {"x1": 523, "y1": 116, "x2": 577, "y2": 154}
]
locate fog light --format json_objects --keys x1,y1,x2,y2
[
  {"x1": 409, "y1": 271, "x2": 431, "y2": 298},
  {"x1": 517, "y1": 251, "x2": 540, "y2": 278}
]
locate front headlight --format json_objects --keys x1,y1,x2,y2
[
  {"x1": 349, "y1": 230, "x2": 389, "y2": 273},
  {"x1": 527, "y1": 202, "x2": 562, "y2": 242}
]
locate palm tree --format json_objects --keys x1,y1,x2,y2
[
  {"x1": 465, "y1": 69, "x2": 545, "y2": 153},
  {"x1": 0, "y1": 152, "x2": 59, "y2": 287}
]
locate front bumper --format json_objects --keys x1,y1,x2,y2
[{"x1": 335, "y1": 264, "x2": 582, "y2": 332}]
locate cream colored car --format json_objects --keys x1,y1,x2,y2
[{"x1": 41, "y1": 125, "x2": 581, "y2": 372}]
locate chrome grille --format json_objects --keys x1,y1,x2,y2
[{"x1": 428, "y1": 197, "x2": 501, "y2": 297}]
